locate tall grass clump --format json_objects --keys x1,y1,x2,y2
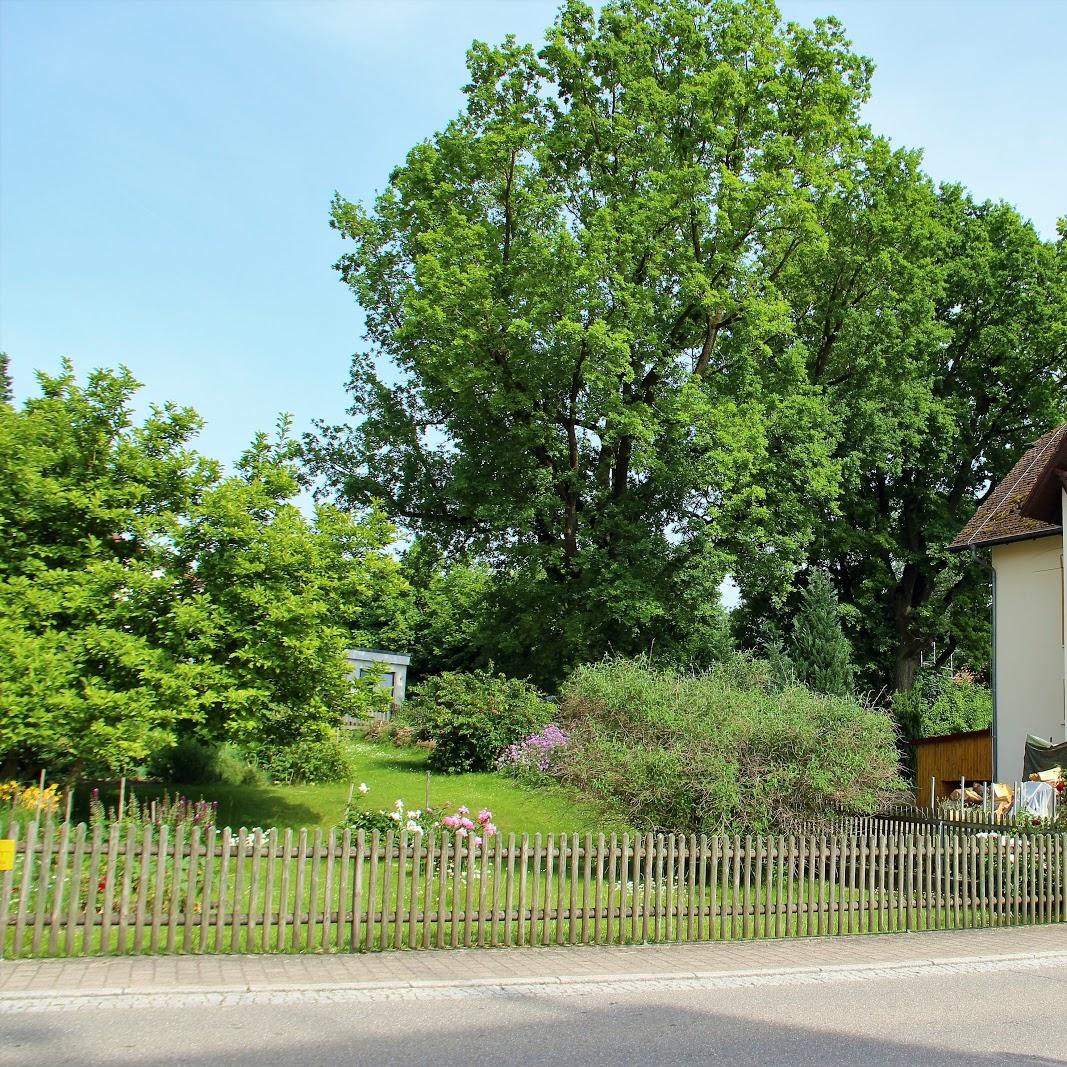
[{"x1": 557, "y1": 657, "x2": 903, "y2": 835}]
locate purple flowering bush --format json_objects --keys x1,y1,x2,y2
[{"x1": 497, "y1": 724, "x2": 570, "y2": 780}]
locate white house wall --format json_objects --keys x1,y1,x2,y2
[{"x1": 992, "y1": 533, "x2": 1066, "y2": 781}]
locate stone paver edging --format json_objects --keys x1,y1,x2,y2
[
  {"x1": 2, "y1": 952, "x2": 1066, "y2": 1013},
  {"x1": 2, "y1": 925, "x2": 1066, "y2": 1014}
]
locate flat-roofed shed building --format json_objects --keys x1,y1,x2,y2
[
  {"x1": 949, "y1": 422, "x2": 1067, "y2": 781},
  {"x1": 345, "y1": 648, "x2": 410, "y2": 715}
]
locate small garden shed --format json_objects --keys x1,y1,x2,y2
[
  {"x1": 345, "y1": 648, "x2": 410, "y2": 714},
  {"x1": 912, "y1": 729, "x2": 993, "y2": 807}
]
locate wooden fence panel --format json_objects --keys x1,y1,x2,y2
[{"x1": 3, "y1": 822, "x2": 1065, "y2": 959}]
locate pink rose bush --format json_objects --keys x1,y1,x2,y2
[{"x1": 441, "y1": 805, "x2": 497, "y2": 846}]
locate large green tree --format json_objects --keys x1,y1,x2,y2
[
  {"x1": 0, "y1": 362, "x2": 408, "y2": 775},
  {"x1": 310, "y1": 0, "x2": 874, "y2": 684},
  {"x1": 736, "y1": 149, "x2": 1067, "y2": 690},
  {"x1": 0, "y1": 362, "x2": 215, "y2": 774},
  {"x1": 172, "y1": 427, "x2": 411, "y2": 748}
]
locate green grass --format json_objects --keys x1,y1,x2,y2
[{"x1": 74, "y1": 740, "x2": 623, "y2": 836}]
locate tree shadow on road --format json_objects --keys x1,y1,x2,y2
[{"x1": 4, "y1": 988, "x2": 1064, "y2": 1067}]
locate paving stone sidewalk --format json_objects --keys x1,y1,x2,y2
[{"x1": 1, "y1": 924, "x2": 1065, "y2": 1001}]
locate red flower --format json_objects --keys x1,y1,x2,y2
[{"x1": 97, "y1": 878, "x2": 107, "y2": 893}]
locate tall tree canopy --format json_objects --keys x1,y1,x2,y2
[
  {"x1": 310, "y1": 0, "x2": 875, "y2": 684},
  {"x1": 735, "y1": 147, "x2": 1067, "y2": 689}
]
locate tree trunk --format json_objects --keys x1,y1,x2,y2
[
  {"x1": 893, "y1": 644, "x2": 921, "y2": 694},
  {"x1": 891, "y1": 561, "x2": 931, "y2": 692}
]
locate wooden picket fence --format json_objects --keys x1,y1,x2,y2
[{"x1": 2, "y1": 820, "x2": 1065, "y2": 959}]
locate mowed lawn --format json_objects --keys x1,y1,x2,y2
[{"x1": 77, "y1": 740, "x2": 623, "y2": 836}]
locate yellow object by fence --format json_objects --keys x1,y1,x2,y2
[{"x1": 0, "y1": 840, "x2": 14, "y2": 872}]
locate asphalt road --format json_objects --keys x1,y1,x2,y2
[{"x1": 2, "y1": 961, "x2": 1065, "y2": 1067}]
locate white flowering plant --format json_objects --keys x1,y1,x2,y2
[
  {"x1": 342, "y1": 786, "x2": 499, "y2": 843},
  {"x1": 343, "y1": 785, "x2": 436, "y2": 836}
]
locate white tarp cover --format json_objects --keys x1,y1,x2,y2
[{"x1": 1009, "y1": 780, "x2": 1056, "y2": 819}]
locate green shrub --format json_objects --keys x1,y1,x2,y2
[
  {"x1": 892, "y1": 668, "x2": 992, "y2": 741},
  {"x1": 213, "y1": 744, "x2": 266, "y2": 786},
  {"x1": 402, "y1": 670, "x2": 551, "y2": 773},
  {"x1": 150, "y1": 738, "x2": 264, "y2": 786},
  {"x1": 556, "y1": 657, "x2": 903, "y2": 835},
  {"x1": 261, "y1": 736, "x2": 356, "y2": 784},
  {"x1": 153, "y1": 738, "x2": 217, "y2": 783}
]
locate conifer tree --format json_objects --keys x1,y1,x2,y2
[
  {"x1": 789, "y1": 569, "x2": 855, "y2": 697},
  {"x1": 759, "y1": 621, "x2": 795, "y2": 689}
]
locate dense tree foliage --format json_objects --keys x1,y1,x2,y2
[
  {"x1": 310, "y1": 0, "x2": 874, "y2": 684},
  {"x1": 393, "y1": 543, "x2": 494, "y2": 682},
  {"x1": 0, "y1": 362, "x2": 406, "y2": 776},
  {"x1": 314, "y1": 0, "x2": 1065, "y2": 689},
  {"x1": 737, "y1": 152, "x2": 1067, "y2": 688}
]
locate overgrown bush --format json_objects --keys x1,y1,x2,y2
[
  {"x1": 260, "y1": 736, "x2": 356, "y2": 784},
  {"x1": 892, "y1": 668, "x2": 992, "y2": 741},
  {"x1": 401, "y1": 670, "x2": 551, "y2": 773},
  {"x1": 555, "y1": 657, "x2": 903, "y2": 835},
  {"x1": 150, "y1": 739, "x2": 264, "y2": 786}
]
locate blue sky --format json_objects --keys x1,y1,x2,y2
[{"x1": 2, "y1": 0, "x2": 1065, "y2": 468}]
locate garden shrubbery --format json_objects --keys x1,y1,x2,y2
[
  {"x1": 554, "y1": 657, "x2": 903, "y2": 835},
  {"x1": 258, "y1": 736, "x2": 357, "y2": 784},
  {"x1": 151, "y1": 735, "x2": 358, "y2": 785},
  {"x1": 150, "y1": 739, "x2": 265, "y2": 786},
  {"x1": 401, "y1": 670, "x2": 551, "y2": 773},
  {"x1": 891, "y1": 667, "x2": 992, "y2": 740}
]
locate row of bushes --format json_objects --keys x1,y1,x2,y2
[{"x1": 394, "y1": 658, "x2": 904, "y2": 836}]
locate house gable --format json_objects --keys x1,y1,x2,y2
[{"x1": 950, "y1": 423, "x2": 1067, "y2": 551}]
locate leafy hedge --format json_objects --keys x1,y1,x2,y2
[
  {"x1": 402, "y1": 670, "x2": 551, "y2": 773},
  {"x1": 555, "y1": 657, "x2": 903, "y2": 835},
  {"x1": 891, "y1": 668, "x2": 992, "y2": 740}
]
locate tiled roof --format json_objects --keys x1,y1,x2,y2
[{"x1": 949, "y1": 423, "x2": 1067, "y2": 551}]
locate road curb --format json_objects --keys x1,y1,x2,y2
[{"x1": 2, "y1": 948, "x2": 1065, "y2": 1006}]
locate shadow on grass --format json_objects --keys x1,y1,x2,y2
[
  {"x1": 361, "y1": 749, "x2": 429, "y2": 774},
  {"x1": 71, "y1": 782, "x2": 325, "y2": 830}
]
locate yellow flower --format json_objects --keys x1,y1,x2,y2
[{"x1": 0, "y1": 781, "x2": 60, "y2": 814}]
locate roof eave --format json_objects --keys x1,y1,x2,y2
[{"x1": 948, "y1": 525, "x2": 1062, "y2": 553}]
